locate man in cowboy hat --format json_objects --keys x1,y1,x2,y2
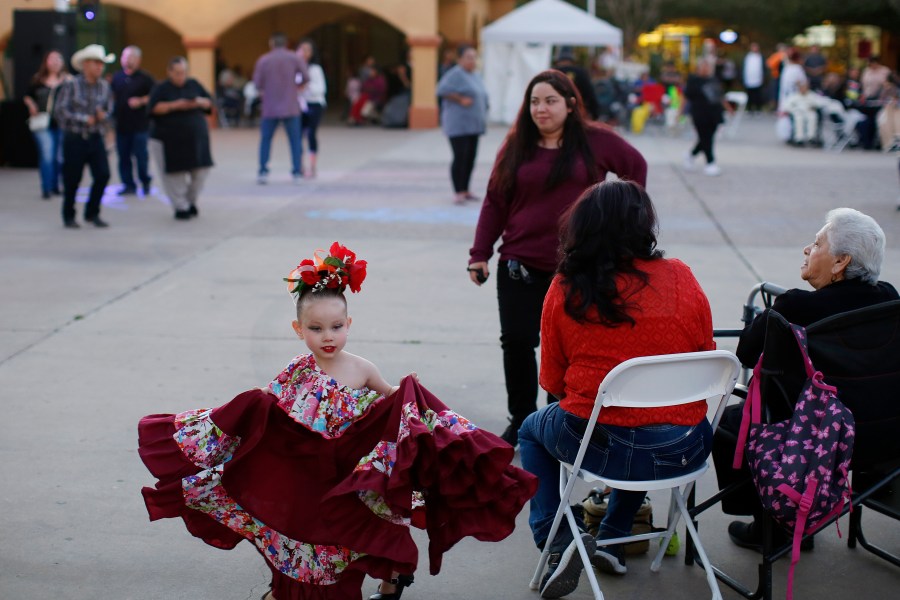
[{"x1": 53, "y1": 44, "x2": 115, "y2": 228}]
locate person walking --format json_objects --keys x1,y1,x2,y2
[
  {"x1": 53, "y1": 44, "x2": 115, "y2": 228},
  {"x1": 436, "y1": 45, "x2": 489, "y2": 204},
  {"x1": 111, "y1": 45, "x2": 155, "y2": 196},
  {"x1": 252, "y1": 32, "x2": 308, "y2": 184},
  {"x1": 467, "y1": 70, "x2": 647, "y2": 448},
  {"x1": 23, "y1": 49, "x2": 71, "y2": 200},
  {"x1": 297, "y1": 39, "x2": 326, "y2": 178},
  {"x1": 148, "y1": 57, "x2": 214, "y2": 220},
  {"x1": 683, "y1": 59, "x2": 730, "y2": 176}
]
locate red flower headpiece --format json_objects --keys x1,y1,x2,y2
[{"x1": 285, "y1": 242, "x2": 367, "y2": 300}]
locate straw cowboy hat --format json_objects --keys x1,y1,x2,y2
[{"x1": 71, "y1": 44, "x2": 115, "y2": 71}]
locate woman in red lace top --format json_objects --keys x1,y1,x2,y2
[{"x1": 519, "y1": 180, "x2": 714, "y2": 598}]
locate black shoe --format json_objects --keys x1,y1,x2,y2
[
  {"x1": 499, "y1": 420, "x2": 520, "y2": 449},
  {"x1": 174, "y1": 210, "x2": 193, "y2": 220},
  {"x1": 88, "y1": 217, "x2": 109, "y2": 228},
  {"x1": 50, "y1": 188, "x2": 61, "y2": 195},
  {"x1": 63, "y1": 220, "x2": 80, "y2": 229},
  {"x1": 728, "y1": 520, "x2": 814, "y2": 553},
  {"x1": 540, "y1": 532, "x2": 593, "y2": 598},
  {"x1": 142, "y1": 182, "x2": 152, "y2": 196},
  {"x1": 368, "y1": 574, "x2": 413, "y2": 600},
  {"x1": 591, "y1": 541, "x2": 627, "y2": 575},
  {"x1": 118, "y1": 186, "x2": 137, "y2": 196},
  {"x1": 188, "y1": 204, "x2": 198, "y2": 217},
  {"x1": 41, "y1": 190, "x2": 50, "y2": 200}
]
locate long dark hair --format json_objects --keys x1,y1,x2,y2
[
  {"x1": 558, "y1": 180, "x2": 663, "y2": 326},
  {"x1": 31, "y1": 49, "x2": 63, "y2": 85},
  {"x1": 491, "y1": 69, "x2": 598, "y2": 199}
]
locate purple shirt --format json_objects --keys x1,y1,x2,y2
[
  {"x1": 470, "y1": 126, "x2": 648, "y2": 272},
  {"x1": 252, "y1": 48, "x2": 309, "y2": 118}
]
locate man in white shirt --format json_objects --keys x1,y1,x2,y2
[
  {"x1": 784, "y1": 80, "x2": 828, "y2": 145},
  {"x1": 742, "y1": 43, "x2": 765, "y2": 113}
]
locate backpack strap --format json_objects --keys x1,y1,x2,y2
[
  {"x1": 776, "y1": 476, "x2": 817, "y2": 600},
  {"x1": 733, "y1": 356, "x2": 763, "y2": 469}
]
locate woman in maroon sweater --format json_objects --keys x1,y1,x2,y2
[{"x1": 467, "y1": 70, "x2": 647, "y2": 448}]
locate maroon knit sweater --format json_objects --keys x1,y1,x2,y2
[{"x1": 469, "y1": 126, "x2": 648, "y2": 272}]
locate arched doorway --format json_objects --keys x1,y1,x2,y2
[{"x1": 218, "y1": 2, "x2": 407, "y2": 112}]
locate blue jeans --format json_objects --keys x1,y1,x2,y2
[
  {"x1": 519, "y1": 402, "x2": 712, "y2": 548},
  {"x1": 32, "y1": 127, "x2": 62, "y2": 195},
  {"x1": 258, "y1": 116, "x2": 302, "y2": 176},
  {"x1": 116, "y1": 130, "x2": 151, "y2": 189}
]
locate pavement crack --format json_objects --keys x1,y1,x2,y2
[{"x1": 672, "y1": 163, "x2": 763, "y2": 281}]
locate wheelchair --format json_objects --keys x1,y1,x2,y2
[{"x1": 687, "y1": 282, "x2": 900, "y2": 600}]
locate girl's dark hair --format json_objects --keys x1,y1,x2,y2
[
  {"x1": 557, "y1": 180, "x2": 663, "y2": 326},
  {"x1": 491, "y1": 69, "x2": 598, "y2": 200},
  {"x1": 32, "y1": 50, "x2": 63, "y2": 85}
]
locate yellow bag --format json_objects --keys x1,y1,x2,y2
[{"x1": 630, "y1": 103, "x2": 650, "y2": 134}]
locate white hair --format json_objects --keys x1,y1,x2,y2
[
  {"x1": 824, "y1": 208, "x2": 885, "y2": 285},
  {"x1": 124, "y1": 45, "x2": 142, "y2": 57}
]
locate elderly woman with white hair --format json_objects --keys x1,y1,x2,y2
[{"x1": 716, "y1": 207, "x2": 898, "y2": 551}]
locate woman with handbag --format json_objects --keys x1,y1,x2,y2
[{"x1": 23, "y1": 50, "x2": 71, "y2": 199}]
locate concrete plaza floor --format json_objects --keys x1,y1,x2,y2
[{"x1": 1, "y1": 115, "x2": 899, "y2": 599}]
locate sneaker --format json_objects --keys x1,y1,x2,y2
[
  {"x1": 257, "y1": 172, "x2": 268, "y2": 185},
  {"x1": 88, "y1": 217, "x2": 109, "y2": 228},
  {"x1": 63, "y1": 220, "x2": 80, "y2": 229},
  {"x1": 174, "y1": 210, "x2": 192, "y2": 220},
  {"x1": 188, "y1": 204, "x2": 198, "y2": 217},
  {"x1": 683, "y1": 152, "x2": 697, "y2": 170},
  {"x1": 704, "y1": 163, "x2": 722, "y2": 176},
  {"x1": 293, "y1": 174, "x2": 303, "y2": 185},
  {"x1": 540, "y1": 532, "x2": 593, "y2": 598},
  {"x1": 117, "y1": 185, "x2": 137, "y2": 196},
  {"x1": 591, "y1": 542, "x2": 627, "y2": 575},
  {"x1": 499, "y1": 421, "x2": 519, "y2": 449}
]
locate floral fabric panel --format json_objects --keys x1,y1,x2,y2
[
  {"x1": 183, "y1": 464, "x2": 362, "y2": 584},
  {"x1": 173, "y1": 408, "x2": 240, "y2": 469},
  {"x1": 269, "y1": 354, "x2": 384, "y2": 439}
]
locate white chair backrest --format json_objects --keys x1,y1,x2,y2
[
  {"x1": 599, "y1": 351, "x2": 740, "y2": 410},
  {"x1": 563, "y1": 350, "x2": 740, "y2": 476},
  {"x1": 823, "y1": 98, "x2": 845, "y2": 116}
]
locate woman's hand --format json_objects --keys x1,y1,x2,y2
[{"x1": 468, "y1": 261, "x2": 489, "y2": 286}]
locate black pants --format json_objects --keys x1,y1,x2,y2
[
  {"x1": 496, "y1": 260, "x2": 553, "y2": 426},
  {"x1": 690, "y1": 117, "x2": 720, "y2": 164},
  {"x1": 62, "y1": 132, "x2": 110, "y2": 223},
  {"x1": 448, "y1": 134, "x2": 479, "y2": 193},
  {"x1": 712, "y1": 402, "x2": 763, "y2": 517},
  {"x1": 746, "y1": 86, "x2": 764, "y2": 112}
]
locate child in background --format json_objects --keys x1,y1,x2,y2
[{"x1": 138, "y1": 242, "x2": 537, "y2": 600}]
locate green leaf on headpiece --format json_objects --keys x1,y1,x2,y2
[{"x1": 323, "y1": 256, "x2": 343, "y2": 268}]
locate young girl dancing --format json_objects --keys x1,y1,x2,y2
[{"x1": 138, "y1": 242, "x2": 537, "y2": 600}]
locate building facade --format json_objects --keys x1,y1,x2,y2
[{"x1": 0, "y1": 0, "x2": 516, "y2": 128}]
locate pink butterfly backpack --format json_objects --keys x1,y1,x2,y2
[{"x1": 733, "y1": 324, "x2": 855, "y2": 600}]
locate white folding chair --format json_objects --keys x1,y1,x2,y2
[
  {"x1": 723, "y1": 91, "x2": 748, "y2": 138},
  {"x1": 528, "y1": 350, "x2": 741, "y2": 600}
]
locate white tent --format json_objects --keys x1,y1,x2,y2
[{"x1": 480, "y1": 0, "x2": 622, "y2": 124}]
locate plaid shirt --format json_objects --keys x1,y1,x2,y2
[{"x1": 53, "y1": 74, "x2": 113, "y2": 136}]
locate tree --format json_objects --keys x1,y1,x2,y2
[{"x1": 598, "y1": 0, "x2": 663, "y2": 53}]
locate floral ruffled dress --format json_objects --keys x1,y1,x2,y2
[{"x1": 138, "y1": 354, "x2": 537, "y2": 600}]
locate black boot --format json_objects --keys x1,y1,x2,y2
[{"x1": 368, "y1": 574, "x2": 414, "y2": 600}]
